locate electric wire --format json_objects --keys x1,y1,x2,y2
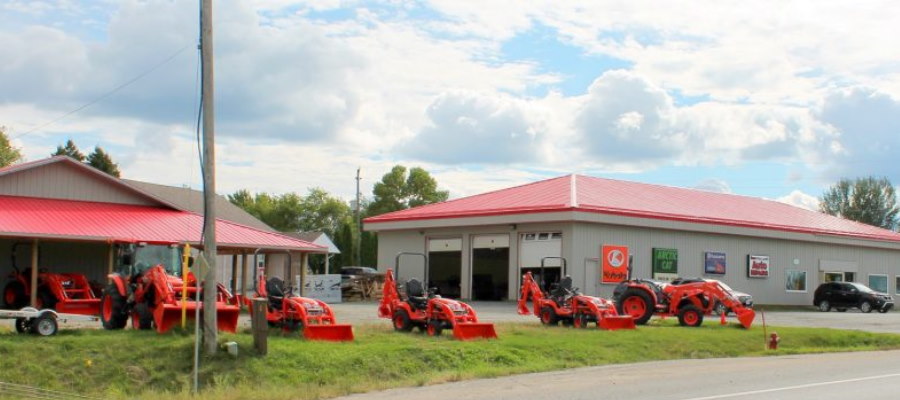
[{"x1": 13, "y1": 44, "x2": 193, "y2": 140}]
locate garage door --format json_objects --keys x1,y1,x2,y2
[
  {"x1": 472, "y1": 234, "x2": 510, "y2": 301},
  {"x1": 427, "y1": 238, "x2": 462, "y2": 298},
  {"x1": 519, "y1": 232, "x2": 562, "y2": 293}
]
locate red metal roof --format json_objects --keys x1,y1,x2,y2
[
  {"x1": 0, "y1": 195, "x2": 325, "y2": 251},
  {"x1": 365, "y1": 174, "x2": 900, "y2": 243}
]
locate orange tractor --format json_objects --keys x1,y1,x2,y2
[
  {"x1": 518, "y1": 257, "x2": 635, "y2": 330},
  {"x1": 100, "y1": 243, "x2": 239, "y2": 333},
  {"x1": 2, "y1": 243, "x2": 101, "y2": 315},
  {"x1": 613, "y1": 278, "x2": 755, "y2": 328},
  {"x1": 378, "y1": 252, "x2": 497, "y2": 340},
  {"x1": 247, "y1": 271, "x2": 354, "y2": 341}
]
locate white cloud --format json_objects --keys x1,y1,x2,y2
[
  {"x1": 692, "y1": 179, "x2": 732, "y2": 194},
  {"x1": 776, "y1": 190, "x2": 820, "y2": 211}
]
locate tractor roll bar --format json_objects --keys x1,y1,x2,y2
[
  {"x1": 540, "y1": 256, "x2": 567, "y2": 293},
  {"x1": 394, "y1": 252, "x2": 429, "y2": 298}
]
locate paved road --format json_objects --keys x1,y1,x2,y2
[{"x1": 332, "y1": 350, "x2": 900, "y2": 400}]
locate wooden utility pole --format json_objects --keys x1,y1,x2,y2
[
  {"x1": 355, "y1": 168, "x2": 361, "y2": 265},
  {"x1": 200, "y1": 0, "x2": 218, "y2": 355}
]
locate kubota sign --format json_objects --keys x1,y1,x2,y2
[{"x1": 601, "y1": 245, "x2": 629, "y2": 283}]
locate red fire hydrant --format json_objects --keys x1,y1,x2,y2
[{"x1": 768, "y1": 332, "x2": 780, "y2": 350}]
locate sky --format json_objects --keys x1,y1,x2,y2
[{"x1": 2, "y1": 0, "x2": 900, "y2": 211}]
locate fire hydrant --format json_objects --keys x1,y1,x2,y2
[{"x1": 768, "y1": 332, "x2": 780, "y2": 350}]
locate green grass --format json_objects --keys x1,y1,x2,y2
[{"x1": 2, "y1": 320, "x2": 900, "y2": 400}]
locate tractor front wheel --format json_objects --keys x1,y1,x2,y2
[
  {"x1": 3, "y1": 281, "x2": 27, "y2": 309},
  {"x1": 393, "y1": 309, "x2": 413, "y2": 332},
  {"x1": 100, "y1": 285, "x2": 128, "y2": 330},
  {"x1": 540, "y1": 307, "x2": 559, "y2": 326},
  {"x1": 617, "y1": 289, "x2": 655, "y2": 325},
  {"x1": 573, "y1": 313, "x2": 589, "y2": 328},
  {"x1": 132, "y1": 303, "x2": 154, "y2": 330},
  {"x1": 426, "y1": 320, "x2": 443, "y2": 337},
  {"x1": 678, "y1": 305, "x2": 704, "y2": 327}
]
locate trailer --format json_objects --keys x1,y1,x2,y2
[{"x1": 1, "y1": 307, "x2": 99, "y2": 336}]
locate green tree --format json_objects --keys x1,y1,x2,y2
[
  {"x1": 820, "y1": 176, "x2": 898, "y2": 230},
  {"x1": 298, "y1": 188, "x2": 352, "y2": 237},
  {"x1": 368, "y1": 165, "x2": 449, "y2": 216},
  {"x1": 87, "y1": 146, "x2": 121, "y2": 177},
  {"x1": 0, "y1": 127, "x2": 23, "y2": 167},
  {"x1": 52, "y1": 139, "x2": 86, "y2": 161}
]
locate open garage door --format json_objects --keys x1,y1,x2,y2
[
  {"x1": 519, "y1": 232, "x2": 562, "y2": 294},
  {"x1": 471, "y1": 234, "x2": 510, "y2": 301},
  {"x1": 428, "y1": 238, "x2": 462, "y2": 299}
]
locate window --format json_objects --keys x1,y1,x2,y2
[
  {"x1": 785, "y1": 270, "x2": 807, "y2": 292},
  {"x1": 551, "y1": 233, "x2": 563, "y2": 239},
  {"x1": 523, "y1": 233, "x2": 536, "y2": 241},
  {"x1": 845, "y1": 272, "x2": 855, "y2": 282},
  {"x1": 896, "y1": 277, "x2": 900, "y2": 295},
  {"x1": 824, "y1": 272, "x2": 843, "y2": 282},
  {"x1": 538, "y1": 233, "x2": 550, "y2": 240},
  {"x1": 868, "y1": 274, "x2": 888, "y2": 293}
]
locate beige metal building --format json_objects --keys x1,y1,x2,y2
[{"x1": 364, "y1": 174, "x2": 900, "y2": 305}]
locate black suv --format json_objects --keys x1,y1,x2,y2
[{"x1": 813, "y1": 282, "x2": 894, "y2": 313}]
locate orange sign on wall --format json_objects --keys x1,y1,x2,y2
[{"x1": 601, "y1": 245, "x2": 629, "y2": 283}]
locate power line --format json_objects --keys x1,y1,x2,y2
[{"x1": 13, "y1": 43, "x2": 194, "y2": 140}]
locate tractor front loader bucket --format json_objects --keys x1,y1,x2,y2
[
  {"x1": 216, "y1": 304, "x2": 241, "y2": 333},
  {"x1": 452, "y1": 323, "x2": 498, "y2": 340},
  {"x1": 154, "y1": 301, "x2": 240, "y2": 333},
  {"x1": 598, "y1": 315, "x2": 636, "y2": 330},
  {"x1": 303, "y1": 324, "x2": 355, "y2": 342},
  {"x1": 734, "y1": 308, "x2": 756, "y2": 329}
]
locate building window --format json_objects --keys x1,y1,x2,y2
[
  {"x1": 523, "y1": 233, "x2": 536, "y2": 241},
  {"x1": 550, "y1": 232, "x2": 563, "y2": 239},
  {"x1": 868, "y1": 274, "x2": 888, "y2": 293},
  {"x1": 538, "y1": 233, "x2": 550, "y2": 240},
  {"x1": 785, "y1": 270, "x2": 807, "y2": 292},
  {"x1": 845, "y1": 272, "x2": 855, "y2": 282},
  {"x1": 824, "y1": 272, "x2": 843, "y2": 282}
]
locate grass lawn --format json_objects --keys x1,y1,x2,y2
[{"x1": 2, "y1": 320, "x2": 900, "y2": 400}]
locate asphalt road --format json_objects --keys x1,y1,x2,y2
[{"x1": 332, "y1": 350, "x2": 900, "y2": 400}]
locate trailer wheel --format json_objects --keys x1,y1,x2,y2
[
  {"x1": 30, "y1": 313, "x2": 58, "y2": 336},
  {"x1": 678, "y1": 305, "x2": 704, "y2": 327},
  {"x1": 100, "y1": 285, "x2": 128, "y2": 330},
  {"x1": 426, "y1": 320, "x2": 443, "y2": 337},
  {"x1": 392, "y1": 309, "x2": 413, "y2": 332},
  {"x1": 617, "y1": 289, "x2": 654, "y2": 325},
  {"x1": 3, "y1": 281, "x2": 27, "y2": 309},
  {"x1": 132, "y1": 303, "x2": 154, "y2": 330},
  {"x1": 14, "y1": 318, "x2": 29, "y2": 333},
  {"x1": 540, "y1": 307, "x2": 559, "y2": 326}
]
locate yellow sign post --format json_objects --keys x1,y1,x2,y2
[{"x1": 181, "y1": 243, "x2": 191, "y2": 329}]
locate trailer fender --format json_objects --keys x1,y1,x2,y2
[{"x1": 106, "y1": 274, "x2": 127, "y2": 297}]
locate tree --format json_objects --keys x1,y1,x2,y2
[
  {"x1": 368, "y1": 165, "x2": 449, "y2": 216},
  {"x1": 87, "y1": 146, "x2": 121, "y2": 177},
  {"x1": 52, "y1": 139, "x2": 86, "y2": 161},
  {"x1": 0, "y1": 127, "x2": 23, "y2": 167},
  {"x1": 820, "y1": 177, "x2": 898, "y2": 230}
]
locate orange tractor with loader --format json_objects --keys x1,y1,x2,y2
[
  {"x1": 518, "y1": 257, "x2": 635, "y2": 330},
  {"x1": 2, "y1": 242, "x2": 101, "y2": 316},
  {"x1": 378, "y1": 252, "x2": 497, "y2": 340},
  {"x1": 99, "y1": 243, "x2": 239, "y2": 333},
  {"x1": 613, "y1": 277, "x2": 755, "y2": 328},
  {"x1": 247, "y1": 271, "x2": 354, "y2": 341}
]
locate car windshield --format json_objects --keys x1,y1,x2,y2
[
  {"x1": 848, "y1": 283, "x2": 875, "y2": 293},
  {"x1": 134, "y1": 244, "x2": 183, "y2": 275}
]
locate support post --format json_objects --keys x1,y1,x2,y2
[
  {"x1": 241, "y1": 253, "x2": 249, "y2": 299},
  {"x1": 200, "y1": 0, "x2": 218, "y2": 355},
  {"x1": 29, "y1": 239, "x2": 38, "y2": 307},
  {"x1": 107, "y1": 243, "x2": 115, "y2": 278},
  {"x1": 300, "y1": 252, "x2": 309, "y2": 296},
  {"x1": 251, "y1": 298, "x2": 268, "y2": 356},
  {"x1": 231, "y1": 254, "x2": 238, "y2": 295}
]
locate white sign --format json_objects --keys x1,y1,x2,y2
[{"x1": 298, "y1": 274, "x2": 342, "y2": 303}]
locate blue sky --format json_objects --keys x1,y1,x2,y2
[{"x1": 2, "y1": 0, "x2": 899, "y2": 211}]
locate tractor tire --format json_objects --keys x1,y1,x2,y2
[
  {"x1": 426, "y1": 320, "x2": 443, "y2": 337},
  {"x1": 617, "y1": 288, "x2": 655, "y2": 325},
  {"x1": 860, "y1": 301, "x2": 873, "y2": 313},
  {"x1": 677, "y1": 305, "x2": 704, "y2": 327},
  {"x1": 818, "y1": 300, "x2": 831, "y2": 312},
  {"x1": 37, "y1": 289, "x2": 57, "y2": 311},
  {"x1": 392, "y1": 309, "x2": 414, "y2": 332},
  {"x1": 100, "y1": 285, "x2": 128, "y2": 330},
  {"x1": 540, "y1": 307, "x2": 559, "y2": 326},
  {"x1": 573, "y1": 313, "x2": 589, "y2": 329},
  {"x1": 132, "y1": 303, "x2": 154, "y2": 330},
  {"x1": 30, "y1": 313, "x2": 58, "y2": 336},
  {"x1": 14, "y1": 318, "x2": 28, "y2": 333},
  {"x1": 3, "y1": 281, "x2": 27, "y2": 309}
]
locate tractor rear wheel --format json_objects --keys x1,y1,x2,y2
[
  {"x1": 3, "y1": 281, "x2": 27, "y2": 309},
  {"x1": 617, "y1": 288, "x2": 655, "y2": 325},
  {"x1": 100, "y1": 285, "x2": 128, "y2": 330},
  {"x1": 426, "y1": 320, "x2": 443, "y2": 337},
  {"x1": 540, "y1": 307, "x2": 559, "y2": 326},
  {"x1": 678, "y1": 305, "x2": 704, "y2": 327},
  {"x1": 132, "y1": 303, "x2": 154, "y2": 330},
  {"x1": 392, "y1": 309, "x2": 413, "y2": 332}
]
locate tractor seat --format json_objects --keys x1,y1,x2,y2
[
  {"x1": 266, "y1": 278, "x2": 286, "y2": 309},
  {"x1": 551, "y1": 276, "x2": 574, "y2": 304},
  {"x1": 405, "y1": 278, "x2": 429, "y2": 310}
]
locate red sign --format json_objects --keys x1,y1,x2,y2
[
  {"x1": 748, "y1": 255, "x2": 770, "y2": 278},
  {"x1": 601, "y1": 245, "x2": 629, "y2": 283}
]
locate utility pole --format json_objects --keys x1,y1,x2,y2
[
  {"x1": 355, "y1": 168, "x2": 361, "y2": 265},
  {"x1": 200, "y1": 0, "x2": 218, "y2": 355}
]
